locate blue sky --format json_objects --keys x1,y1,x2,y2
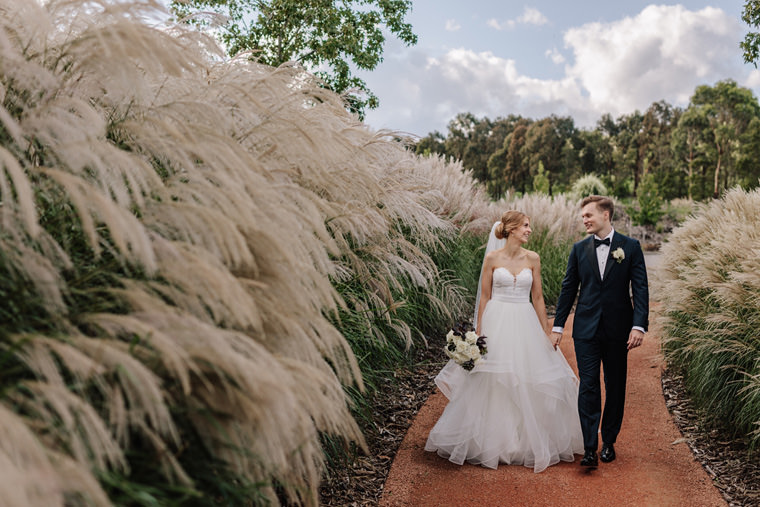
[{"x1": 357, "y1": 1, "x2": 757, "y2": 137}]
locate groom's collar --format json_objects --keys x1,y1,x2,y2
[{"x1": 594, "y1": 228, "x2": 615, "y2": 242}]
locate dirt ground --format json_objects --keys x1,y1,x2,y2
[{"x1": 380, "y1": 312, "x2": 726, "y2": 507}]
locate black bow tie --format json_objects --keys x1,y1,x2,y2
[{"x1": 594, "y1": 237, "x2": 610, "y2": 248}]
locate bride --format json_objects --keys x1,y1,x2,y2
[{"x1": 425, "y1": 211, "x2": 584, "y2": 473}]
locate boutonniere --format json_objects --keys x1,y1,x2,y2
[{"x1": 612, "y1": 247, "x2": 625, "y2": 263}]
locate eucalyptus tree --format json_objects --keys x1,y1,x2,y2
[
  {"x1": 437, "y1": 113, "x2": 517, "y2": 190},
  {"x1": 640, "y1": 101, "x2": 682, "y2": 199},
  {"x1": 735, "y1": 116, "x2": 760, "y2": 189},
  {"x1": 690, "y1": 80, "x2": 760, "y2": 198},
  {"x1": 171, "y1": 0, "x2": 417, "y2": 116},
  {"x1": 742, "y1": 0, "x2": 760, "y2": 65},
  {"x1": 576, "y1": 129, "x2": 614, "y2": 177},
  {"x1": 444, "y1": 112, "x2": 479, "y2": 163},
  {"x1": 520, "y1": 116, "x2": 577, "y2": 194},
  {"x1": 671, "y1": 106, "x2": 712, "y2": 200},
  {"x1": 487, "y1": 117, "x2": 532, "y2": 196},
  {"x1": 462, "y1": 117, "x2": 511, "y2": 184},
  {"x1": 610, "y1": 111, "x2": 644, "y2": 196},
  {"x1": 415, "y1": 131, "x2": 446, "y2": 157}
]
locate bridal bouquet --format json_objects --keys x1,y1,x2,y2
[{"x1": 445, "y1": 327, "x2": 487, "y2": 371}]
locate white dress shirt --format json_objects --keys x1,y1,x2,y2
[{"x1": 595, "y1": 229, "x2": 614, "y2": 279}]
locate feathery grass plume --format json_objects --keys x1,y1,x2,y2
[
  {"x1": 2, "y1": 0, "x2": 360, "y2": 503},
  {"x1": 496, "y1": 192, "x2": 584, "y2": 244},
  {"x1": 656, "y1": 187, "x2": 760, "y2": 449},
  {"x1": 0, "y1": 404, "x2": 66, "y2": 506},
  {"x1": 411, "y1": 154, "x2": 494, "y2": 232},
  {"x1": 487, "y1": 192, "x2": 584, "y2": 306},
  {"x1": 0, "y1": 0, "x2": 498, "y2": 503},
  {"x1": 570, "y1": 173, "x2": 608, "y2": 201}
]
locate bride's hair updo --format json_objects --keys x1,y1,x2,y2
[{"x1": 495, "y1": 210, "x2": 528, "y2": 240}]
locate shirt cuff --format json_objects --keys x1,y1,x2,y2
[
  {"x1": 551, "y1": 326, "x2": 563, "y2": 334},
  {"x1": 632, "y1": 326, "x2": 646, "y2": 333}
]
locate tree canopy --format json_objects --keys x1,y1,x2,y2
[
  {"x1": 171, "y1": 0, "x2": 417, "y2": 116},
  {"x1": 742, "y1": 0, "x2": 760, "y2": 65},
  {"x1": 415, "y1": 80, "x2": 760, "y2": 202}
]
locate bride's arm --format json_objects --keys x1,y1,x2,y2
[
  {"x1": 529, "y1": 252, "x2": 550, "y2": 336},
  {"x1": 476, "y1": 255, "x2": 494, "y2": 335}
]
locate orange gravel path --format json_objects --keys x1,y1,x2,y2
[{"x1": 380, "y1": 311, "x2": 725, "y2": 507}]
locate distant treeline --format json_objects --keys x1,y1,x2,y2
[{"x1": 414, "y1": 79, "x2": 760, "y2": 201}]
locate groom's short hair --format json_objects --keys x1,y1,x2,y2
[{"x1": 581, "y1": 195, "x2": 614, "y2": 221}]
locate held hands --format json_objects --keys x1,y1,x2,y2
[
  {"x1": 550, "y1": 331, "x2": 563, "y2": 350},
  {"x1": 627, "y1": 329, "x2": 645, "y2": 350}
]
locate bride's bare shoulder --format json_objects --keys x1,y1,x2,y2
[
  {"x1": 523, "y1": 249, "x2": 540, "y2": 261},
  {"x1": 484, "y1": 250, "x2": 501, "y2": 262}
]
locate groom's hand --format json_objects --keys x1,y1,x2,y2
[
  {"x1": 551, "y1": 331, "x2": 563, "y2": 350},
  {"x1": 627, "y1": 329, "x2": 645, "y2": 350}
]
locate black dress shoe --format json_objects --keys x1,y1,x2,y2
[
  {"x1": 600, "y1": 443, "x2": 616, "y2": 463},
  {"x1": 580, "y1": 449, "x2": 598, "y2": 467}
]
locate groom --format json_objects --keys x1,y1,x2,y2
[{"x1": 551, "y1": 195, "x2": 649, "y2": 467}]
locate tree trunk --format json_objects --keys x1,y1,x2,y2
[
  {"x1": 686, "y1": 148, "x2": 694, "y2": 201},
  {"x1": 687, "y1": 164, "x2": 693, "y2": 200},
  {"x1": 713, "y1": 147, "x2": 722, "y2": 199}
]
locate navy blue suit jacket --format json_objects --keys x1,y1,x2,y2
[{"x1": 553, "y1": 232, "x2": 649, "y2": 341}]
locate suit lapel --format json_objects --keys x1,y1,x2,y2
[
  {"x1": 602, "y1": 232, "x2": 623, "y2": 281},
  {"x1": 584, "y1": 237, "x2": 601, "y2": 283}
]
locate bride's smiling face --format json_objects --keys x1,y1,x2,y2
[{"x1": 512, "y1": 219, "x2": 531, "y2": 244}]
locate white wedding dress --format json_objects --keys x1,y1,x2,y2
[{"x1": 425, "y1": 267, "x2": 584, "y2": 473}]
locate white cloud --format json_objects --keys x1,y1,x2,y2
[
  {"x1": 745, "y1": 68, "x2": 760, "y2": 88},
  {"x1": 564, "y1": 5, "x2": 742, "y2": 115},
  {"x1": 362, "y1": 5, "x2": 757, "y2": 136},
  {"x1": 545, "y1": 48, "x2": 565, "y2": 65},
  {"x1": 486, "y1": 18, "x2": 510, "y2": 30},
  {"x1": 445, "y1": 19, "x2": 461, "y2": 32},
  {"x1": 488, "y1": 6, "x2": 548, "y2": 31},
  {"x1": 363, "y1": 46, "x2": 592, "y2": 136},
  {"x1": 518, "y1": 7, "x2": 548, "y2": 26}
]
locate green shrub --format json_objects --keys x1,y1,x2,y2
[
  {"x1": 570, "y1": 173, "x2": 608, "y2": 200},
  {"x1": 631, "y1": 173, "x2": 665, "y2": 226},
  {"x1": 532, "y1": 161, "x2": 550, "y2": 194}
]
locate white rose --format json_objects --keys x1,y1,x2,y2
[
  {"x1": 456, "y1": 341, "x2": 467, "y2": 353},
  {"x1": 467, "y1": 344, "x2": 480, "y2": 360},
  {"x1": 446, "y1": 330, "x2": 455, "y2": 343},
  {"x1": 465, "y1": 331, "x2": 478, "y2": 344}
]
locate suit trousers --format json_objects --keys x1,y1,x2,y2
[{"x1": 573, "y1": 319, "x2": 629, "y2": 451}]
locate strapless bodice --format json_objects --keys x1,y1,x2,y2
[{"x1": 491, "y1": 267, "x2": 532, "y2": 302}]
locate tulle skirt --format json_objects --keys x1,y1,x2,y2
[{"x1": 425, "y1": 298, "x2": 584, "y2": 472}]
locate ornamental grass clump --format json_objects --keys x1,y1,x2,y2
[
  {"x1": 0, "y1": 0, "x2": 489, "y2": 504},
  {"x1": 496, "y1": 192, "x2": 584, "y2": 244},
  {"x1": 656, "y1": 187, "x2": 760, "y2": 448}
]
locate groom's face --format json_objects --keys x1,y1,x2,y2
[{"x1": 581, "y1": 202, "x2": 610, "y2": 236}]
